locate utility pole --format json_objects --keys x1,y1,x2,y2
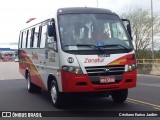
[
  {"x1": 151, "y1": 0, "x2": 154, "y2": 61},
  {"x1": 96, "y1": 0, "x2": 98, "y2": 7}
]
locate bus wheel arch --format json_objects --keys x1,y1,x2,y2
[
  {"x1": 47, "y1": 75, "x2": 58, "y2": 91},
  {"x1": 26, "y1": 69, "x2": 41, "y2": 93}
]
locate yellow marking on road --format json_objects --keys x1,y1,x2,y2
[
  {"x1": 153, "y1": 107, "x2": 160, "y2": 110},
  {"x1": 127, "y1": 98, "x2": 160, "y2": 109},
  {"x1": 126, "y1": 100, "x2": 140, "y2": 105}
]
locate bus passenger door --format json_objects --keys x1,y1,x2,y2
[{"x1": 45, "y1": 20, "x2": 61, "y2": 91}]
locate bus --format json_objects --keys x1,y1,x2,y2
[
  {"x1": 1, "y1": 51, "x2": 15, "y2": 62},
  {"x1": 18, "y1": 7, "x2": 137, "y2": 107}
]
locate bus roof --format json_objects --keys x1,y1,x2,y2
[
  {"x1": 57, "y1": 7, "x2": 114, "y2": 15},
  {"x1": 20, "y1": 7, "x2": 116, "y2": 31}
]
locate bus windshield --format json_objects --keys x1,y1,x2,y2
[{"x1": 58, "y1": 14, "x2": 133, "y2": 52}]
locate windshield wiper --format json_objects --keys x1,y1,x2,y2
[
  {"x1": 76, "y1": 44, "x2": 105, "y2": 53},
  {"x1": 101, "y1": 44, "x2": 130, "y2": 51}
]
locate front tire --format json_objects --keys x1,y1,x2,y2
[
  {"x1": 49, "y1": 80, "x2": 63, "y2": 108},
  {"x1": 111, "y1": 89, "x2": 128, "y2": 103}
]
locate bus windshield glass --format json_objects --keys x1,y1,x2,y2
[{"x1": 58, "y1": 14, "x2": 133, "y2": 52}]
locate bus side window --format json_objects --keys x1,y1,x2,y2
[
  {"x1": 22, "y1": 31, "x2": 27, "y2": 48},
  {"x1": 40, "y1": 25, "x2": 47, "y2": 48},
  {"x1": 30, "y1": 28, "x2": 35, "y2": 48},
  {"x1": 19, "y1": 32, "x2": 23, "y2": 48},
  {"x1": 27, "y1": 29, "x2": 31, "y2": 48},
  {"x1": 33, "y1": 26, "x2": 39, "y2": 48}
]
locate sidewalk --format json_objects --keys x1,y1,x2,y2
[
  {"x1": 138, "y1": 74, "x2": 160, "y2": 78},
  {"x1": 0, "y1": 62, "x2": 24, "y2": 80}
]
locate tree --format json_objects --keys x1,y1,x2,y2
[{"x1": 121, "y1": 7, "x2": 160, "y2": 52}]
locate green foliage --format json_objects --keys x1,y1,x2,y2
[
  {"x1": 121, "y1": 6, "x2": 160, "y2": 59},
  {"x1": 121, "y1": 6, "x2": 160, "y2": 51},
  {"x1": 136, "y1": 49, "x2": 160, "y2": 59}
]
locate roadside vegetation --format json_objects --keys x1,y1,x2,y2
[{"x1": 121, "y1": 6, "x2": 160, "y2": 59}]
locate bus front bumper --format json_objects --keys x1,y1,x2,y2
[{"x1": 61, "y1": 70, "x2": 137, "y2": 92}]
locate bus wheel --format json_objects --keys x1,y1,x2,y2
[
  {"x1": 50, "y1": 80, "x2": 63, "y2": 108},
  {"x1": 111, "y1": 89, "x2": 128, "y2": 103},
  {"x1": 27, "y1": 73, "x2": 41, "y2": 93}
]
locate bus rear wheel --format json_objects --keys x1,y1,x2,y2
[
  {"x1": 27, "y1": 73, "x2": 41, "y2": 93},
  {"x1": 111, "y1": 89, "x2": 128, "y2": 103}
]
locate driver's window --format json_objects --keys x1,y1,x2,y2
[{"x1": 46, "y1": 20, "x2": 57, "y2": 45}]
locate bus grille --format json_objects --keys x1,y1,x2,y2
[{"x1": 85, "y1": 65, "x2": 125, "y2": 76}]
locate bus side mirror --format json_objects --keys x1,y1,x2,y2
[
  {"x1": 121, "y1": 19, "x2": 132, "y2": 40},
  {"x1": 48, "y1": 24, "x2": 56, "y2": 37}
]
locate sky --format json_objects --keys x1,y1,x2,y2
[{"x1": 0, "y1": 0, "x2": 160, "y2": 48}]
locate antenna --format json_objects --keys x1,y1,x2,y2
[{"x1": 84, "y1": 0, "x2": 87, "y2": 7}]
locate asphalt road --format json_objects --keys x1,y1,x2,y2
[
  {"x1": 0, "y1": 75, "x2": 160, "y2": 119},
  {"x1": 0, "y1": 63, "x2": 160, "y2": 119},
  {"x1": 128, "y1": 74, "x2": 160, "y2": 109}
]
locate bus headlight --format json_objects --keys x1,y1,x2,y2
[
  {"x1": 62, "y1": 66, "x2": 83, "y2": 74},
  {"x1": 127, "y1": 64, "x2": 137, "y2": 72}
]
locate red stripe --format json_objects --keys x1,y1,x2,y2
[{"x1": 19, "y1": 50, "x2": 46, "y2": 90}]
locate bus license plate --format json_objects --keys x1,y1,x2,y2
[{"x1": 100, "y1": 76, "x2": 115, "y2": 83}]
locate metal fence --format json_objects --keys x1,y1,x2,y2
[
  {"x1": 137, "y1": 59, "x2": 160, "y2": 75},
  {"x1": 137, "y1": 59, "x2": 160, "y2": 64}
]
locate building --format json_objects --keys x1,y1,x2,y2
[
  {"x1": 0, "y1": 46, "x2": 18, "y2": 62},
  {"x1": 1, "y1": 50, "x2": 16, "y2": 62}
]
